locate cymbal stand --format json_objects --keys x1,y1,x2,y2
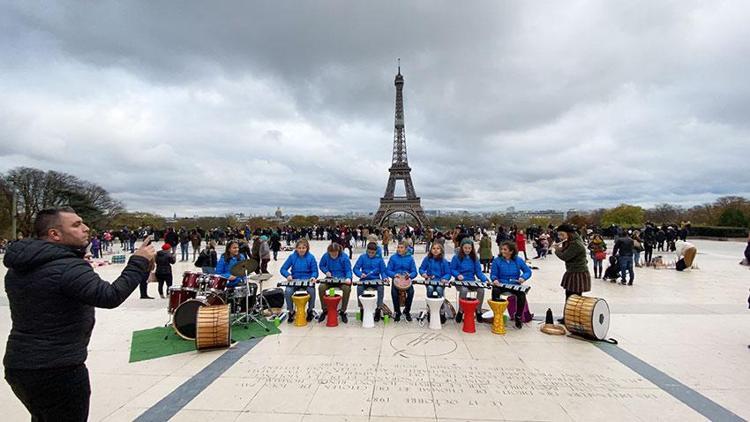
[{"x1": 232, "y1": 271, "x2": 270, "y2": 332}]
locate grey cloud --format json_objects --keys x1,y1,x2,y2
[{"x1": 1, "y1": 1, "x2": 749, "y2": 216}]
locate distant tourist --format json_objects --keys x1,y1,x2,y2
[
  {"x1": 155, "y1": 243, "x2": 176, "y2": 299},
  {"x1": 613, "y1": 232, "x2": 635, "y2": 285},
  {"x1": 588, "y1": 234, "x2": 607, "y2": 279},
  {"x1": 479, "y1": 233, "x2": 493, "y2": 273},
  {"x1": 190, "y1": 230, "x2": 202, "y2": 261},
  {"x1": 632, "y1": 230, "x2": 644, "y2": 268},
  {"x1": 259, "y1": 235, "x2": 271, "y2": 273},
  {"x1": 515, "y1": 229, "x2": 528, "y2": 262},
  {"x1": 381, "y1": 228, "x2": 392, "y2": 257},
  {"x1": 742, "y1": 233, "x2": 750, "y2": 266},
  {"x1": 674, "y1": 240, "x2": 697, "y2": 271}
]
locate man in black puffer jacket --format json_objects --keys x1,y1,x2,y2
[{"x1": 3, "y1": 207, "x2": 155, "y2": 421}]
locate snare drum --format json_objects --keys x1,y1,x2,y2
[
  {"x1": 206, "y1": 274, "x2": 228, "y2": 293},
  {"x1": 228, "y1": 283, "x2": 258, "y2": 313},
  {"x1": 167, "y1": 286, "x2": 196, "y2": 314},
  {"x1": 181, "y1": 271, "x2": 202, "y2": 291}
]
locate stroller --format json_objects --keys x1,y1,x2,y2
[{"x1": 603, "y1": 255, "x2": 620, "y2": 283}]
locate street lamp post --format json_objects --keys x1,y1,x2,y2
[{"x1": 11, "y1": 188, "x2": 17, "y2": 239}]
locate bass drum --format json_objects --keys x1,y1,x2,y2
[
  {"x1": 196, "y1": 304, "x2": 231, "y2": 351},
  {"x1": 564, "y1": 295, "x2": 610, "y2": 340},
  {"x1": 173, "y1": 293, "x2": 226, "y2": 340}
]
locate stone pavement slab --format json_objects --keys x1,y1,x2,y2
[{"x1": 1, "y1": 238, "x2": 748, "y2": 421}]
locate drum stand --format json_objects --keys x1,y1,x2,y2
[{"x1": 231, "y1": 274, "x2": 271, "y2": 332}]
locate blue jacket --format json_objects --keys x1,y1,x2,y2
[
  {"x1": 280, "y1": 252, "x2": 319, "y2": 280},
  {"x1": 215, "y1": 254, "x2": 246, "y2": 287},
  {"x1": 450, "y1": 255, "x2": 488, "y2": 282},
  {"x1": 386, "y1": 253, "x2": 418, "y2": 279},
  {"x1": 490, "y1": 256, "x2": 532, "y2": 284},
  {"x1": 353, "y1": 254, "x2": 387, "y2": 280},
  {"x1": 319, "y1": 252, "x2": 353, "y2": 279},
  {"x1": 419, "y1": 256, "x2": 451, "y2": 280}
]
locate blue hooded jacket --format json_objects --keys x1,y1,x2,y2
[
  {"x1": 280, "y1": 252, "x2": 319, "y2": 280},
  {"x1": 490, "y1": 255, "x2": 532, "y2": 284},
  {"x1": 419, "y1": 256, "x2": 451, "y2": 280},
  {"x1": 386, "y1": 253, "x2": 418, "y2": 279},
  {"x1": 353, "y1": 253, "x2": 387, "y2": 280},
  {"x1": 215, "y1": 254, "x2": 246, "y2": 287},
  {"x1": 319, "y1": 252, "x2": 353, "y2": 279},
  {"x1": 450, "y1": 255, "x2": 488, "y2": 282}
]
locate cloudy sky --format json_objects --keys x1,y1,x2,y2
[{"x1": 1, "y1": 1, "x2": 748, "y2": 216}]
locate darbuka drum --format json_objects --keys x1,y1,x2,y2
[
  {"x1": 393, "y1": 274, "x2": 412, "y2": 306},
  {"x1": 564, "y1": 295, "x2": 611, "y2": 340},
  {"x1": 167, "y1": 286, "x2": 196, "y2": 314},
  {"x1": 173, "y1": 293, "x2": 226, "y2": 340},
  {"x1": 195, "y1": 304, "x2": 231, "y2": 351},
  {"x1": 206, "y1": 275, "x2": 228, "y2": 293},
  {"x1": 181, "y1": 271, "x2": 202, "y2": 291}
]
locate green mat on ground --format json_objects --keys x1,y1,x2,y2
[{"x1": 129, "y1": 320, "x2": 281, "y2": 363}]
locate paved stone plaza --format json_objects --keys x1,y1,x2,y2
[{"x1": 1, "y1": 239, "x2": 748, "y2": 421}]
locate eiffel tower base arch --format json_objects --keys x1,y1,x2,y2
[{"x1": 372, "y1": 200, "x2": 429, "y2": 229}]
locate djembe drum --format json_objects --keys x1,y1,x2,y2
[{"x1": 487, "y1": 299, "x2": 508, "y2": 335}]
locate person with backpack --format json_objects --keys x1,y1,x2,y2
[{"x1": 587, "y1": 234, "x2": 607, "y2": 279}]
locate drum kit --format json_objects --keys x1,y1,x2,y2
[{"x1": 168, "y1": 261, "x2": 273, "y2": 347}]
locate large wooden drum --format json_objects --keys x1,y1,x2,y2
[
  {"x1": 564, "y1": 295, "x2": 610, "y2": 340},
  {"x1": 195, "y1": 304, "x2": 231, "y2": 351}
]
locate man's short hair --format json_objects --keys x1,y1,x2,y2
[{"x1": 34, "y1": 207, "x2": 77, "y2": 239}]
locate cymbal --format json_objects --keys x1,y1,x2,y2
[
  {"x1": 230, "y1": 258, "x2": 259, "y2": 276},
  {"x1": 249, "y1": 273, "x2": 273, "y2": 282}
]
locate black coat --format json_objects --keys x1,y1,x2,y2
[
  {"x1": 155, "y1": 250, "x2": 176, "y2": 276},
  {"x1": 3, "y1": 239, "x2": 149, "y2": 369}
]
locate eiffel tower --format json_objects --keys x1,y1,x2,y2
[{"x1": 372, "y1": 63, "x2": 429, "y2": 228}]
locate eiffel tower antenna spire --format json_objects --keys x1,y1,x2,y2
[{"x1": 372, "y1": 62, "x2": 429, "y2": 228}]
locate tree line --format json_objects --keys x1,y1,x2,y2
[{"x1": 1, "y1": 166, "x2": 748, "y2": 239}]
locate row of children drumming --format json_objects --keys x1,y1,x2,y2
[{"x1": 278, "y1": 237, "x2": 532, "y2": 328}]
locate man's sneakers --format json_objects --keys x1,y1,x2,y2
[
  {"x1": 287, "y1": 310, "x2": 295, "y2": 324},
  {"x1": 514, "y1": 316, "x2": 523, "y2": 329},
  {"x1": 306, "y1": 309, "x2": 314, "y2": 322},
  {"x1": 374, "y1": 308, "x2": 381, "y2": 322},
  {"x1": 475, "y1": 312, "x2": 484, "y2": 323},
  {"x1": 404, "y1": 312, "x2": 412, "y2": 322},
  {"x1": 317, "y1": 311, "x2": 327, "y2": 323},
  {"x1": 339, "y1": 311, "x2": 348, "y2": 324},
  {"x1": 455, "y1": 312, "x2": 463, "y2": 323},
  {"x1": 394, "y1": 312, "x2": 401, "y2": 322}
]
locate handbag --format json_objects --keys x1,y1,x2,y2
[{"x1": 594, "y1": 250, "x2": 607, "y2": 261}]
